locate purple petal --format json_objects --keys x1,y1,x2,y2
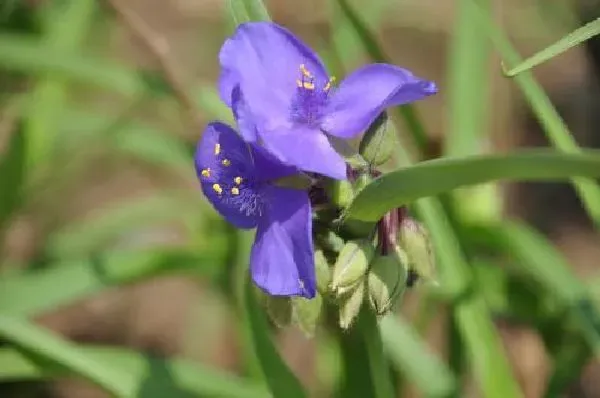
[
  {"x1": 322, "y1": 64, "x2": 437, "y2": 138},
  {"x1": 195, "y1": 122, "x2": 260, "y2": 229},
  {"x1": 251, "y1": 144, "x2": 299, "y2": 182},
  {"x1": 232, "y1": 86, "x2": 258, "y2": 143},
  {"x1": 260, "y1": 127, "x2": 347, "y2": 180},
  {"x1": 250, "y1": 186, "x2": 316, "y2": 298},
  {"x1": 218, "y1": 21, "x2": 328, "y2": 131}
]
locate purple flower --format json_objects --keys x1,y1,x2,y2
[
  {"x1": 195, "y1": 121, "x2": 316, "y2": 298},
  {"x1": 219, "y1": 21, "x2": 438, "y2": 180}
]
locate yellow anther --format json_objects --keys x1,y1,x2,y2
[
  {"x1": 201, "y1": 168, "x2": 211, "y2": 178},
  {"x1": 214, "y1": 143, "x2": 221, "y2": 155},
  {"x1": 231, "y1": 187, "x2": 240, "y2": 195},
  {"x1": 212, "y1": 183, "x2": 223, "y2": 195},
  {"x1": 296, "y1": 79, "x2": 303, "y2": 88},
  {"x1": 234, "y1": 176, "x2": 243, "y2": 185},
  {"x1": 300, "y1": 64, "x2": 312, "y2": 78},
  {"x1": 324, "y1": 76, "x2": 336, "y2": 91},
  {"x1": 303, "y1": 81, "x2": 315, "y2": 90},
  {"x1": 222, "y1": 158, "x2": 231, "y2": 166}
]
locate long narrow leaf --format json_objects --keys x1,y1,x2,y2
[
  {"x1": 504, "y1": 17, "x2": 600, "y2": 76},
  {"x1": 0, "y1": 316, "x2": 130, "y2": 396},
  {"x1": 347, "y1": 150, "x2": 600, "y2": 221},
  {"x1": 0, "y1": 345, "x2": 269, "y2": 398}
]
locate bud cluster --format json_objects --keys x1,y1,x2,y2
[{"x1": 262, "y1": 111, "x2": 437, "y2": 333}]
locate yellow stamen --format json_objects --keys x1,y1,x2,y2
[
  {"x1": 231, "y1": 187, "x2": 240, "y2": 195},
  {"x1": 214, "y1": 143, "x2": 221, "y2": 155},
  {"x1": 212, "y1": 183, "x2": 223, "y2": 194},
  {"x1": 300, "y1": 64, "x2": 312, "y2": 78},
  {"x1": 234, "y1": 176, "x2": 243, "y2": 185},
  {"x1": 296, "y1": 79, "x2": 303, "y2": 88},
  {"x1": 303, "y1": 81, "x2": 315, "y2": 90},
  {"x1": 201, "y1": 168, "x2": 211, "y2": 178},
  {"x1": 222, "y1": 158, "x2": 231, "y2": 166},
  {"x1": 324, "y1": 76, "x2": 336, "y2": 91}
]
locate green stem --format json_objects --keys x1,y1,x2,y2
[{"x1": 359, "y1": 310, "x2": 396, "y2": 398}]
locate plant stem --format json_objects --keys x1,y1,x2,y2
[{"x1": 359, "y1": 309, "x2": 396, "y2": 398}]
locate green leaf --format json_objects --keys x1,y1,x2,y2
[
  {"x1": 241, "y1": 0, "x2": 270, "y2": 21},
  {"x1": 380, "y1": 316, "x2": 457, "y2": 398},
  {"x1": 244, "y1": 278, "x2": 307, "y2": 398},
  {"x1": 0, "y1": 249, "x2": 220, "y2": 317},
  {"x1": 490, "y1": 222, "x2": 600, "y2": 358},
  {"x1": 347, "y1": 150, "x2": 600, "y2": 221},
  {"x1": 45, "y1": 192, "x2": 197, "y2": 259},
  {"x1": 0, "y1": 344, "x2": 269, "y2": 398},
  {"x1": 504, "y1": 17, "x2": 600, "y2": 76},
  {"x1": 470, "y1": 0, "x2": 600, "y2": 228},
  {"x1": 0, "y1": 126, "x2": 25, "y2": 232},
  {"x1": 0, "y1": 316, "x2": 130, "y2": 396},
  {"x1": 23, "y1": 0, "x2": 96, "y2": 170},
  {"x1": 0, "y1": 33, "x2": 142, "y2": 96}
]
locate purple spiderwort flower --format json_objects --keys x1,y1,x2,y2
[
  {"x1": 219, "y1": 21, "x2": 438, "y2": 180},
  {"x1": 195, "y1": 121, "x2": 316, "y2": 298}
]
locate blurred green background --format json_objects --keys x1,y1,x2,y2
[{"x1": 1, "y1": 0, "x2": 600, "y2": 397}]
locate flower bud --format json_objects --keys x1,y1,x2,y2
[
  {"x1": 265, "y1": 296, "x2": 292, "y2": 328},
  {"x1": 398, "y1": 217, "x2": 437, "y2": 284},
  {"x1": 358, "y1": 112, "x2": 395, "y2": 166},
  {"x1": 341, "y1": 219, "x2": 377, "y2": 239},
  {"x1": 330, "y1": 239, "x2": 375, "y2": 296},
  {"x1": 367, "y1": 252, "x2": 407, "y2": 315},
  {"x1": 338, "y1": 281, "x2": 365, "y2": 330},
  {"x1": 314, "y1": 249, "x2": 331, "y2": 295},
  {"x1": 324, "y1": 179, "x2": 354, "y2": 209},
  {"x1": 292, "y1": 292, "x2": 323, "y2": 337}
]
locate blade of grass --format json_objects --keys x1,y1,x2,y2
[
  {"x1": 346, "y1": 150, "x2": 600, "y2": 221},
  {"x1": 0, "y1": 33, "x2": 142, "y2": 96},
  {"x1": 470, "y1": 0, "x2": 600, "y2": 228},
  {"x1": 380, "y1": 316, "x2": 457, "y2": 398},
  {"x1": 0, "y1": 315, "x2": 131, "y2": 396},
  {"x1": 23, "y1": 0, "x2": 96, "y2": 170},
  {"x1": 240, "y1": 0, "x2": 270, "y2": 22},
  {"x1": 0, "y1": 345, "x2": 269, "y2": 398},
  {"x1": 0, "y1": 248, "x2": 222, "y2": 317},
  {"x1": 504, "y1": 17, "x2": 600, "y2": 76},
  {"x1": 491, "y1": 222, "x2": 600, "y2": 358},
  {"x1": 0, "y1": 125, "x2": 25, "y2": 233},
  {"x1": 359, "y1": 309, "x2": 395, "y2": 398},
  {"x1": 244, "y1": 277, "x2": 307, "y2": 398}
]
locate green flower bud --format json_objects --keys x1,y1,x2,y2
[
  {"x1": 339, "y1": 281, "x2": 365, "y2": 330},
  {"x1": 367, "y1": 252, "x2": 407, "y2": 315},
  {"x1": 358, "y1": 112, "x2": 395, "y2": 166},
  {"x1": 341, "y1": 219, "x2": 377, "y2": 239},
  {"x1": 265, "y1": 296, "x2": 292, "y2": 328},
  {"x1": 292, "y1": 292, "x2": 323, "y2": 337},
  {"x1": 331, "y1": 239, "x2": 375, "y2": 296},
  {"x1": 314, "y1": 249, "x2": 331, "y2": 295},
  {"x1": 398, "y1": 217, "x2": 437, "y2": 284},
  {"x1": 324, "y1": 179, "x2": 354, "y2": 209}
]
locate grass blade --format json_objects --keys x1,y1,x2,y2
[
  {"x1": 504, "y1": 17, "x2": 600, "y2": 76},
  {"x1": 470, "y1": 0, "x2": 600, "y2": 228},
  {"x1": 347, "y1": 150, "x2": 600, "y2": 221},
  {"x1": 0, "y1": 249, "x2": 221, "y2": 317},
  {"x1": 24, "y1": 0, "x2": 96, "y2": 170},
  {"x1": 244, "y1": 278, "x2": 307, "y2": 398},
  {"x1": 0, "y1": 125, "x2": 25, "y2": 232},
  {"x1": 0, "y1": 33, "x2": 142, "y2": 96},
  {"x1": 0, "y1": 345, "x2": 269, "y2": 398},
  {"x1": 0, "y1": 316, "x2": 130, "y2": 396},
  {"x1": 380, "y1": 316, "x2": 457, "y2": 398},
  {"x1": 241, "y1": 0, "x2": 270, "y2": 22}
]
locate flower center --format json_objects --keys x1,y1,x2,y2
[
  {"x1": 200, "y1": 143, "x2": 264, "y2": 217},
  {"x1": 290, "y1": 64, "x2": 335, "y2": 127}
]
